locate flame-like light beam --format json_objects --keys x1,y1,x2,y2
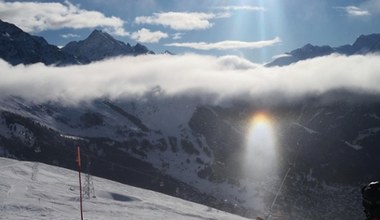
[{"x1": 244, "y1": 111, "x2": 279, "y2": 180}]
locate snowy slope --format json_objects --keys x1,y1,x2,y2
[
  {"x1": 0, "y1": 157, "x2": 252, "y2": 220},
  {"x1": 0, "y1": 95, "x2": 372, "y2": 219},
  {"x1": 0, "y1": 98, "x2": 269, "y2": 216}
]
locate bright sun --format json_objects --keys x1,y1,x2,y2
[
  {"x1": 251, "y1": 112, "x2": 272, "y2": 127},
  {"x1": 244, "y1": 111, "x2": 278, "y2": 179}
]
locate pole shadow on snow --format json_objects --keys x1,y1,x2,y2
[{"x1": 97, "y1": 190, "x2": 141, "y2": 202}]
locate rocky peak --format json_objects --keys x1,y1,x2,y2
[
  {"x1": 86, "y1": 29, "x2": 122, "y2": 46},
  {"x1": 133, "y1": 43, "x2": 150, "y2": 55},
  {"x1": 0, "y1": 20, "x2": 79, "y2": 66},
  {"x1": 291, "y1": 44, "x2": 334, "y2": 58},
  {"x1": 62, "y1": 29, "x2": 152, "y2": 61},
  {"x1": 352, "y1": 33, "x2": 380, "y2": 53}
]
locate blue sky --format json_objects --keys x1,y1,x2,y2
[{"x1": 1, "y1": 0, "x2": 380, "y2": 63}]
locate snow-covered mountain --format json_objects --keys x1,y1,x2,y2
[
  {"x1": 0, "y1": 157, "x2": 251, "y2": 220},
  {"x1": 0, "y1": 91, "x2": 377, "y2": 219},
  {"x1": 266, "y1": 33, "x2": 380, "y2": 67},
  {"x1": 62, "y1": 30, "x2": 154, "y2": 62}
]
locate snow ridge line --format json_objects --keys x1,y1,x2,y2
[{"x1": 0, "y1": 161, "x2": 27, "y2": 170}]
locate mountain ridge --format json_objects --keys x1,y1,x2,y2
[
  {"x1": 0, "y1": 19, "x2": 80, "y2": 66},
  {"x1": 1, "y1": 19, "x2": 379, "y2": 67},
  {"x1": 0, "y1": 20, "x2": 154, "y2": 66},
  {"x1": 1, "y1": 90, "x2": 378, "y2": 219},
  {"x1": 266, "y1": 33, "x2": 380, "y2": 67},
  {"x1": 62, "y1": 29, "x2": 154, "y2": 62}
]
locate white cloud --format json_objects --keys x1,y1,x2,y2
[
  {"x1": 271, "y1": 53, "x2": 291, "y2": 60},
  {"x1": 216, "y1": 55, "x2": 260, "y2": 70},
  {"x1": 1, "y1": 54, "x2": 380, "y2": 105},
  {"x1": 336, "y1": 1, "x2": 380, "y2": 17},
  {"x1": 172, "y1": 33, "x2": 184, "y2": 40},
  {"x1": 336, "y1": 6, "x2": 371, "y2": 16},
  {"x1": 134, "y1": 12, "x2": 229, "y2": 31},
  {"x1": 346, "y1": 6, "x2": 371, "y2": 16},
  {"x1": 215, "y1": 5, "x2": 265, "y2": 11},
  {"x1": 165, "y1": 37, "x2": 281, "y2": 50},
  {"x1": 131, "y1": 28, "x2": 168, "y2": 43},
  {"x1": 0, "y1": 0, "x2": 129, "y2": 36},
  {"x1": 61, "y1": 33, "x2": 80, "y2": 39}
]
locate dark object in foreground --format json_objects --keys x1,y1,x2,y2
[{"x1": 362, "y1": 181, "x2": 380, "y2": 220}]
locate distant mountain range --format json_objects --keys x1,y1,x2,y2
[
  {"x1": 266, "y1": 34, "x2": 380, "y2": 67},
  {"x1": 0, "y1": 19, "x2": 154, "y2": 66},
  {"x1": 1, "y1": 19, "x2": 380, "y2": 67}
]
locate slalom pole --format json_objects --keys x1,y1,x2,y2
[{"x1": 76, "y1": 146, "x2": 84, "y2": 220}]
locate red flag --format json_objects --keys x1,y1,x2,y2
[
  {"x1": 76, "y1": 146, "x2": 81, "y2": 169},
  {"x1": 76, "y1": 145, "x2": 84, "y2": 220}
]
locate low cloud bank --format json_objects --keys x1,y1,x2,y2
[{"x1": 0, "y1": 53, "x2": 380, "y2": 105}]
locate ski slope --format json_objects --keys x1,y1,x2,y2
[{"x1": 0, "y1": 157, "x2": 251, "y2": 220}]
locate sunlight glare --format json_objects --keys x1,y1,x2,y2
[{"x1": 244, "y1": 111, "x2": 278, "y2": 179}]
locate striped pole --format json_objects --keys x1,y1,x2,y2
[{"x1": 76, "y1": 146, "x2": 84, "y2": 220}]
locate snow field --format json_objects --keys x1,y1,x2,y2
[{"x1": 0, "y1": 157, "x2": 251, "y2": 220}]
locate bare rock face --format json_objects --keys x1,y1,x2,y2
[
  {"x1": 0, "y1": 19, "x2": 79, "y2": 66},
  {"x1": 0, "y1": 20, "x2": 154, "y2": 66},
  {"x1": 62, "y1": 30, "x2": 153, "y2": 62}
]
